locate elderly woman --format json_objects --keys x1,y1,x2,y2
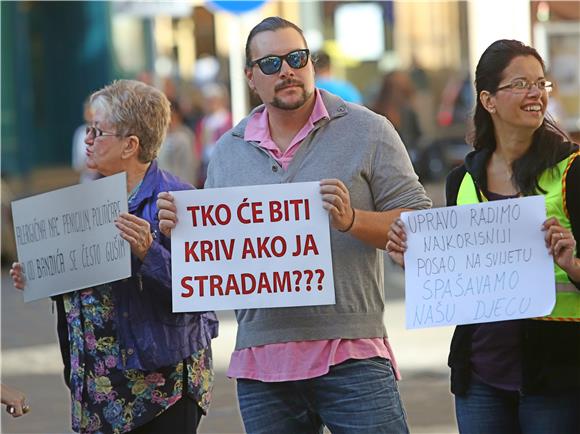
[{"x1": 10, "y1": 80, "x2": 218, "y2": 433}]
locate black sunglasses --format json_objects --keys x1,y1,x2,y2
[{"x1": 248, "y1": 49, "x2": 310, "y2": 75}]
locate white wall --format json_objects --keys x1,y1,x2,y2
[{"x1": 468, "y1": 0, "x2": 532, "y2": 75}]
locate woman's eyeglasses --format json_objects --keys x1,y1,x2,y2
[
  {"x1": 85, "y1": 125, "x2": 119, "y2": 139},
  {"x1": 248, "y1": 49, "x2": 310, "y2": 75},
  {"x1": 496, "y1": 79, "x2": 553, "y2": 94}
]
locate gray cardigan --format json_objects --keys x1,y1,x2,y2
[{"x1": 206, "y1": 90, "x2": 432, "y2": 350}]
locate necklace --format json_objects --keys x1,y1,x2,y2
[{"x1": 127, "y1": 180, "x2": 143, "y2": 205}]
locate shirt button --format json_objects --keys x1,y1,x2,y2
[
  {"x1": 272, "y1": 165, "x2": 278, "y2": 172},
  {"x1": 127, "y1": 348, "x2": 134, "y2": 355}
]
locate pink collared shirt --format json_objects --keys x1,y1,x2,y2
[
  {"x1": 229, "y1": 90, "x2": 401, "y2": 382},
  {"x1": 244, "y1": 89, "x2": 330, "y2": 170}
]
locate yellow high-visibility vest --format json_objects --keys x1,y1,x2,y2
[{"x1": 456, "y1": 152, "x2": 580, "y2": 321}]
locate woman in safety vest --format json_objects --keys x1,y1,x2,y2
[{"x1": 386, "y1": 39, "x2": 579, "y2": 434}]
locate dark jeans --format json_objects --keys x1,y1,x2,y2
[
  {"x1": 455, "y1": 377, "x2": 580, "y2": 434},
  {"x1": 237, "y1": 357, "x2": 409, "y2": 434}
]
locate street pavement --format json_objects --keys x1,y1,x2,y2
[
  {"x1": 1, "y1": 182, "x2": 457, "y2": 434},
  {"x1": 1, "y1": 264, "x2": 457, "y2": 434}
]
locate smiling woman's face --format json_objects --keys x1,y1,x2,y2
[{"x1": 489, "y1": 55, "x2": 549, "y2": 133}]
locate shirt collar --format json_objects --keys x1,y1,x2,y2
[{"x1": 244, "y1": 89, "x2": 329, "y2": 144}]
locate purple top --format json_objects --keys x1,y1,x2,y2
[
  {"x1": 470, "y1": 320, "x2": 522, "y2": 390},
  {"x1": 470, "y1": 189, "x2": 522, "y2": 390}
]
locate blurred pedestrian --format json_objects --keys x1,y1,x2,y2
[
  {"x1": 372, "y1": 70, "x2": 422, "y2": 157},
  {"x1": 409, "y1": 55, "x2": 429, "y2": 92},
  {"x1": 1, "y1": 177, "x2": 17, "y2": 263},
  {"x1": 545, "y1": 73, "x2": 569, "y2": 132},
  {"x1": 387, "y1": 39, "x2": 580, "y2": 434},
  {"x1": 314, "y1": 50, "x2": 362, "y2": 104},
  {"x1": 11, "y1": 79, "x2": 218, "y2": 434},
  {"x1": 71, "y1": 98, "x2": 99, "y2": 183},
  {"x1": 1, "y1": 384, "x2": 30, "y2": 418},
  {"x1": 158, "y1": 16, "x2": 431, "y2": 434},
  {"x1": 158, "y1": 99, "x2": 199, "y2": 186},
  {"x1": 437, "y1": 67, "x2": 473, "y2": 129},
  {"x1": 194, "y1": 83, "x2": 232, "y2": 187}
]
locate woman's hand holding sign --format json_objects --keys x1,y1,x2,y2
[
  {"x1": 543, "y1": 217, "x2": 580, "y2": 281},
  {"x1": 157, "y1": 192, "x2": 177, "y2": 238},
  {"x1": 386, "y1": 218, "x2": 407, "y2": 268},
  {"x1": 115, "y1": 213, "x2": 153, "y2": 261},
  {"x1": 9, "y1": 262, "x2": 25, "y2": 290}
]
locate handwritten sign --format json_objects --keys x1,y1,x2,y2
[
  {"x1": 171, "y1": 182, "x2": 335, "y2": 312},
  {"x1": 402, "y1": 196, "x2": 555, "y2": 329},
  {"x1": 11, "y1": 173, "x2": 131, "y2": 302}
]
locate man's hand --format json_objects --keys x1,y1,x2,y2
[
  {"x1": 320, "y1": 179, "x2": 355, "y2": 232},
  {"x1": 157, "y1": 192, "x2": 177, "y2": 238}
]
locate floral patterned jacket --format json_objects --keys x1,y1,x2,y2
[{"x1": 55, "y1": 160, "x2": 218, "y2": 374}]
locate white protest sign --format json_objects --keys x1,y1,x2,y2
[
  {"x1": 11, "y1": 173, "x2": 131, "y2": 302},
  {"x1": 402, "y1": 195, "x2": 555, "y2": 329},
  {"x1": 171, "y1": 182, "x2": 335, "y2": 312}
]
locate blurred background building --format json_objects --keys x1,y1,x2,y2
[
  {"x1": 2, "y1": 0, "x2": 579, "y2": 259},
  {"x1": 1, "y1": 3, "x2": 579, "y2": 433}
]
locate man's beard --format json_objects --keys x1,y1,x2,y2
[{"x1": 271, "y1": 80, "x2": 312, "y2": 110}]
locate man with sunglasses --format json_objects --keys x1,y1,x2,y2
[{"x1": 158, "y1": 16, "x2": 431, "y2": 434}]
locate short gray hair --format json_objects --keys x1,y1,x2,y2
[{"x1": 90, "y1": 79, "x2": 171, "y2": 163}]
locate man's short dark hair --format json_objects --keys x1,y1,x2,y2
[{"x1": 245, "y1": 16, "x2": 308, "y2": 69}]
